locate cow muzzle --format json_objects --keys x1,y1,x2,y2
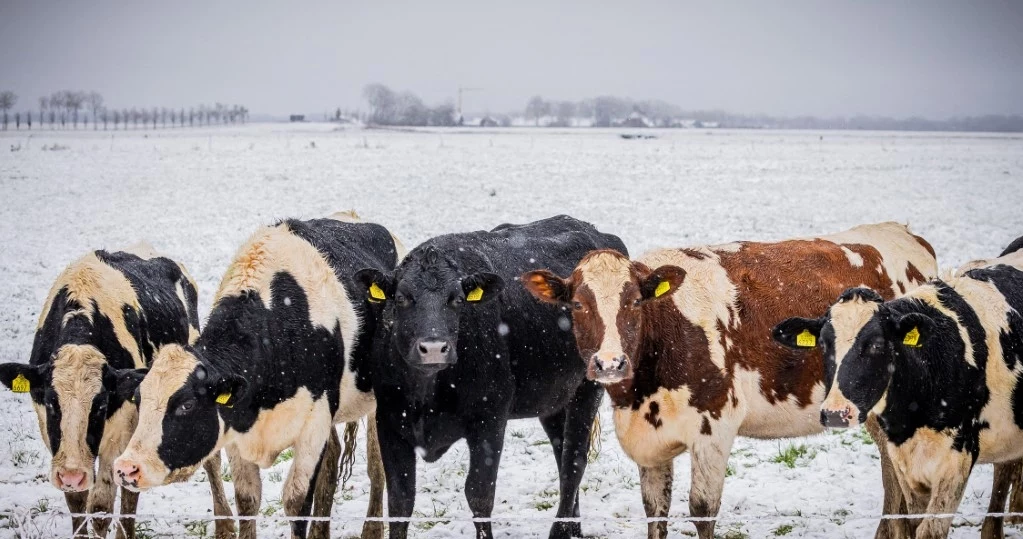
[
  {"x1": 412, "y1": 339, "x2": 456, "y2": 371},
  {"x1": 53, "y1": 467, "x2": 91, "y2": 492},
  {"x1": 820, "y1": 394, "x2": 860, "y2": 428},
  {"x1": 113, "y1": 453, "x2": 160, "y2": 491},
  {"x1": 587, "y1": 353, "x2": 632, "y2": 384}
]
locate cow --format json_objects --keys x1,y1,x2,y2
[
  {"x1": 352, "y1": 215, "x2": 626, "y2": 539},
  {"x1": 0, "y1": 244, "x2": 233, "y2": 539},
  {"x1": 523, "y1": 222, "x2": 937, "y2": 539},
  {"x1": 111, "y1": 212, "x2": 402, "y2": 539},
  {"x1": 773, "y1": 237, "x2": 1023, "y2": 539}
]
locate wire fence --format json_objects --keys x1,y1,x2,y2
[{"x1": 3, "y1": 507, "x2": 1021, "y2": 538}]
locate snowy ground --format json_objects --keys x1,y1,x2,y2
[{"x1": 0, "y1": 123, "x2": 1021, "y2": 538}]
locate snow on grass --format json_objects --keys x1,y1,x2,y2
[{"x1": 1, "y1": 124, "x2": 1022, "y2": 537}]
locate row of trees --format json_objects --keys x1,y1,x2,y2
[
  {"x1": 0, "y1": 90, "x2": 249, "y2": 131},
  {"x1": 525, "y1": 95, "x2": 691, "y2": 127},
  {"x1": 362, "y1": 83, "x2": 456, "y2": 127}
]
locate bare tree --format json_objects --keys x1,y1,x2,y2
[
  {"x1": 87, "y1": 92, "x2": 104, "y2": 130},
  {"x1": 26, "y1": 110, "x2": 32, "y2": 129},
  {"x1": 66, "y1": 91, "x2": 85, "y2": 128},
  {"x1": 101, "y1": 108, "x2": 108, "y2": 130},
  {"x1": 240, "y1": 106, "x2": 248, "y2": 123},
  {"x1": 14, "y1": 112, "x2": 20, "y2": 129},
  {"x1": 39, "y1": 96, "x2": 48, "y2": 130},
  {"x1": 525, "y1": 95, "x2": 549, "y2": 127},
  {"x1": 363, "y1": 83, "x2": 397, "y2": 125},
  {"x1": 0, "y1": 91, "x2": 16, "y2": 130},
  {"x1": 112, "y1": 109, "x2": 120, "y2": 129},
  {"x1": 131, "y1": 107, "x2": 139, "y2": 128}
]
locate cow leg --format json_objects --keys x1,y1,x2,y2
[
  {"x1": 202, "y1": 451, "x2": 237, "y2": 539},
  {"x1": 65, "y1": 490, "x2": 90, "y2": 538},
  {"x1": 689, "y1": 432, "x2": 735, "y2": 539},
  {"x1": 981, "y1": 460, "x2": 1017, "y2": 539},
  {"x1": 866, "y1": 416, "x2": 910, "y2": 539},
  {"x1": 464, "y1": 419, "x2": 507, "y2": 539},
  {"x1": 539, "y1": 411, "x2": 571, "y2": 533},
  {"x1": 116, "y1": 487, "x2": 139, "y2": 539},
  {"x1": 549, "y1": 383, "x2": 601, "y2": 539},
  {"x1": 639, "y1": 461, "x2": 673, "y2": 539},
  {"x1": 377, "y1": 414, "x2": 417, "y2": 539},
  {"x1": 362, "y1": 412, "x2": 385, "y2": 539},
  {"x1": 89, "y1": 452, "x2": 119, "y2": 538},
  {"x1": 309, "y1": 427, "x2": 340, "y2": 539},
  {"x1": 282, "y1": 417, "x2": 333, "y2": 539},
  {"x1": 917, "y1": 471, "x2": 970, "y2": 539},
  {"x1": 1008, "y1": 459, "x2": 1023, "y2": 524},
  {"x1": 227, "y1": 444, "x2": 262, "y2": 539}
]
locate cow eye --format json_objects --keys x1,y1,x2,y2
[
  {"x1": 175, "y1": 399, "x2": 196, "y2": 416},
  {"x1": 395, "y1": 293, "x2": 411, "y2": 307},
  {"x1": 632, "y1": 298, "x2": 642, "y2": 308},
  {"x1": 572, "y1": 301, "x2": 583, "y2": 311},
  {"x1": 450, "y1": 296, "x2": 463, "y2": 308},
  {"x1": 867, "y1": 341, "x2": 884, "y2": 355}
]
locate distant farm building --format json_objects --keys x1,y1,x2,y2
[{"x1": 289, "y1": 115, "x2": 305, "y2": 122}]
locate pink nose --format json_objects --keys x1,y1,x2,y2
[
  {"x1": 57, "y1": 469, "x2": 87, "y2": 490},
  {"x1": 114, "y1": 460, "x2": 142, "y2": 486}
]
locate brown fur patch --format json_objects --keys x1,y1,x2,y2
[
  {"x1": 700, "y1": 417, "x2": 712, "y2": 435},
  {"x1": 906, "y1": 262, "x2": 926, "y2": 284},
  {"x1": 644, "y1": 401, "x2": 663, "y2": 428}
]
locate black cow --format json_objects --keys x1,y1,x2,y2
[
  {"x1": 773, "y1": 243, "x2": 1023, "y2": 538},
  {"x1": 354, "y1": 215, "x2": 626, "y2": 539},
  {"x1": 112, "y1": 213, "x2": 399, "y2": 539},
  {"x1": 0, "y1": 244, "x2": 233, "y2": 539}
]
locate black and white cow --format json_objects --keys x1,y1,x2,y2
[
  {"x1": 112, "y1": 213, "x2": 401, "y2": 539},
  {"x1": 0, "y1": 244, "x2": 233, "y2": 539},
  {"x1": 353, "y1": 215, "x2": 626, "y2": 539},
  {"x1": 773, "y1": 240, "x2": 1023, "y2": 538}
]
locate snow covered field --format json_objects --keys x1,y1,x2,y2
[{"x1": 0, "y1": 123, "x2": 1021, "y2": 538}]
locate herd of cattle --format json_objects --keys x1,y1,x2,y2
[{"x1": 1, "y1": 212, "x2": 1022, "y2": 539}]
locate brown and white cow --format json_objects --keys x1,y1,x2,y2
[
  {"x1": 0, "y1": 244, "x2": 233, "y2": 539},
  {"x1": 523, "y1": 222, "x2": 937, "y2": 539}
]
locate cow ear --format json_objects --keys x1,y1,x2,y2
[
  {"x1": 0, "y1": 363, "x2": 44, "y2": 394},
  {"x1": 638, "y1": 265, "x2": 686, "y2": 301},
  {"x1": 462, "y1": 272, "x2": 504, "y2": 304},
  {"x1": 354, "y1": 268, "x2": 394, "y2": 304},
  {"x1": 521, "y1": 270, "x2": 573, "y2": 304},
  {"x1": 109, "y1": 368, "x2": 148, "y2": 402},
  {"x1": 213, "y1": 374, "x2": 247, "y2": 408},
  {"x1": 772, "y1": 317, "x2": 826, "y2": 349},
  {"x1": 892, "y1": 312, "x2": 934, "y2": 348}
]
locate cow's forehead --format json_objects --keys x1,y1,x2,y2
[
  {"x1": 143, "y1": 345, "x2": 199, "y2": 397},
  {"x1": 829, "y1": 297, "x2": 882, "y2": 346},
  {"x1": 51, "y1": 345, "x2": 106, "y2": 396},
  {"x1": 577, "y1": 252, "x2": 634, "y2": 299}
]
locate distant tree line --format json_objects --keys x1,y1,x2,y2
[
  {"x1": 0, "y1": 90, "x2": 249, "y2": 131},
  {"x1": 362, "y1": 83, "x2": 456, "y2": 127},
  {"x1": 523, "y1": 94, "x2": 1023, "y2": 132}
]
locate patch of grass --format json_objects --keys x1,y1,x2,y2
[
  {"x1": 220, "y1": 464, "x2": 232, "y2": 483},
  {"x1": 135, "y1": 520, "x2": 157, "y2": 539},
  {"x1": 855, "y1": 426, "x2": 875, "y2": 445},
  {"x1": 267, "y1": 470, "x2": 283, "y2": 483},
  {"x1": 274, "y1": 449, "x2": 294, "y2": 465},
  {"x1": 12, "y1": 449, "x2": 39, "y2": 468},
  {"x1": 184, "y1": 520, "x2": 211, "y2": 538},
  {"x1": 771, "y1": 444, "x2": 812, "y2": 469},
  {"x1": 534, "y1": 500, "x2": 555, "y2": 511},
  {"x1": 510, "y1": 429, "x2": 527, "y2": 439},
  {"x1": 34, "y1": 498, "x2": 49, "y2": 513},
  {"x1": 262, "y1": 499, "x2": 282, "y2": 517},
  {"x1": 718, "y1": 526, "x2": 748, "y2": 539},
  {"x1": 413, "y1": 501, "x2": 450, "y2": 531},
  {"x1": 530, "y1": 439, "x2": 551, "y2": 446},
  {"x1": 725, "y1": 463, "x2": 735, "y2": 477},
  {"x1": 772, "y1": 523, "x2": 794, "y2": 536}
]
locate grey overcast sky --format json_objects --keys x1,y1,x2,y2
[{"x1": 1, "y1": 0, "x2": 1021, "y2": 118}]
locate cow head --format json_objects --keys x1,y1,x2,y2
[
  {"x1": 0, "y1": 345, "x2": 127, "y2": 492},
  {"x1": 522, "y1": 250, "x2": 685, "y2": 384},
  {"x1": 355, "y1": 245, "x2": 503, "y2": 373},
  {"x1": 112, "y1": 344, "x2": 244, "y2": 490},
  {"x1": 772, "y1": 287, "x2": 933, "y2": 428}
]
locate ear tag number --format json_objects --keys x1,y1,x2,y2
[
  {"x1": 795, "y1": 329, "x2": 817, "y2": 348},
  {"x1": 216, "y1": 393, "x2": 233, "y2": 407},
  {"x1": 654, "y1": 280, "x2": 671, "y2": 298},
  {"x1": 11, "y1": 374, "x2": 30, "y2": 393},
  {"x1": 466, "y1": 287, "x2": 484, "y2": 302},
  {"x1": 369, "y1": 283, "x2": 386, "y2": 302},
  {"x1": 903, "y1": 327, "x2": 921, "y2": 347}
]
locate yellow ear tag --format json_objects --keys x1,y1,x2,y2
[
  {"x1": 654, "y1": 280, "x2": 671, "y2": 298},
  {"x1": 795, "y1": 329, "x2": 817, "y2": 348},
  {"x1": 11, "y1": 374, "x2": 30, "y2": 393},
  {"x1": 368, "y1": 283, "x2": 386, "y2": 302},
  {"x1": 903, "y1": 327, "x2": 921, "y2": 348},
  {"x1": 215, "y1": 393, "x2": 232, "y2": 407},
  {"x1": 466, "y1": 287, "x2": 484, "y2": 302}
]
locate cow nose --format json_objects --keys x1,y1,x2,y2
[
  {"x1": 416, "y1": 340, "x2": 452, "y2": 365},
  {"x1": 820, "y1": 408, "x2": 852, "y2": 429},
  {"x1": 114, "y1": 459, "x2": 142, "y2": 486},
  {"x1": 591, "y1": 354, "x2": 628, "y2": 371},
  {"x1": 57, "y1": 469, "x2": 87, "y2": 491},
  {"x1": 588, "y1": 353, "x2": 631, "y2": 383}
]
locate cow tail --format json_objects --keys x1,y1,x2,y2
[
  {"x1": 340, "y1": 421, "x2": 359, "y2": 488},
  {"x1": 587, "y1": 413, "x2": 602, "y2": 463}
]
